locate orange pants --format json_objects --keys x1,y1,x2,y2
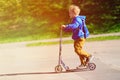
[{"x1": 74, "y1": 38, "x2": 90, "y2": 66}]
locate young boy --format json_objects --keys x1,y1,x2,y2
[{"x1": 61, "y1": 5, "x2": 92, "y2": 68}]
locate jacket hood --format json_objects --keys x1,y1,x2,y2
[{"x1": 77, "y1": 15, "x2": 86, "y2": 20}]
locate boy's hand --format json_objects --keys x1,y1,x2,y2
[{"x1": 61, "y1": 25, "x2": 66, "y2": 29}]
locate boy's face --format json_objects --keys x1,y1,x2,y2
[{"x1": 69, "y1": 10, "x2": 75, "y2": 18}]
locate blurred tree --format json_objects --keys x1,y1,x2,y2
[
  {"x1": 0, "y1": 0, "x2": 23, "y2": 23},
  {"x1": 72, "y1": 0, "x2": 120, "y2": 32},
  {"x1": 22, "y1": 0, "x2": 71, "y2": 23},
  {"x1": 0, "y1": 0, "x2": 119, "y2": 36}
]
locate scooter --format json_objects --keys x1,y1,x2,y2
[{"x1": 55, "y1": 29, "x2": 96, "y2": 72}]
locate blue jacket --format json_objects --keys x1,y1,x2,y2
[{"x1": 64, "y1": 15, "x2": 89, "y2": 40}]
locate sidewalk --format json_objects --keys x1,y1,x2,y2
[
  {"x1": 0, "y1": 32, "x2": 120, "y2": 49},
  {"x1": 89, "y1": 32, "x2": 120, "y2": 38},
  {"x1": 21, "y1": 32, "x2": 120, "y2": 43}
]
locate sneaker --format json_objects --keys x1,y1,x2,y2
[{"x1": 76, "y1": 65, "x2": 87, "y2": 69}]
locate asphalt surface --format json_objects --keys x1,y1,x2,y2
[{"x1": 0, "y1": 39, "x2": 120, "y2": 80}]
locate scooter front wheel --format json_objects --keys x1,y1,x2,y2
[{"x1": 55, "y1": 65, "x2": 63, "y2": 72}]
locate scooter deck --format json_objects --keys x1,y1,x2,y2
[{"x1": 66, "y1": 67, "x2": 91, "y2": 72}]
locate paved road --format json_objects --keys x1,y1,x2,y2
[{"x1": 0, "y1": 40, "x2": 120, "y2": 80}]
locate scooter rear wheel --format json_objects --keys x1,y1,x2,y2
[
  {"x1": 88, "y1": 63, "x2": 96, "y2": 70},
  {"x1": 55, "y1": 65, "x2": 63, "y2": 72}
]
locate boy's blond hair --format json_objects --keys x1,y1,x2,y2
[{"x1": 69, "y1": 5, "x2": 80, "y2": 15}]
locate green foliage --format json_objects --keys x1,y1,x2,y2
[
  {"x1": 0, "y1": 0, "x2": 119, "y2": 43},
  {"x1": 80, "y1": 0, "x2": 120, "y2": 32},
  {"x1": 107, "y1": 23, "x2": 120, "y2": 33}
]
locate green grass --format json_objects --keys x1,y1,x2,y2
[
  {"x1": 0, "y1": 17, "x2": 120, "y2": 44},
  {"x1": 26, "y1": 35, "x2": 120, "y2": 47},
  {"x1": 0, "y1": 17, "x2": 119, "y2": 44},
  {"x1": 87, "y1": 35, "x2": 120, "y2": 41},
  {"x1": 27, "y1": 40, "x2": 73, "y2": 47}
]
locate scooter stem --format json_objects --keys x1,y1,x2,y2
[{"x1": 58, "y1": 28, "x2": 62, "y2": 65}]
